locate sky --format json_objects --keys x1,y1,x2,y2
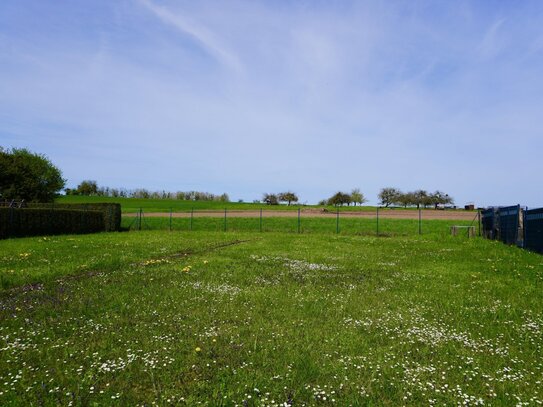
[{"x1": 1, "y1": 0, "x2": 543, "y2": 207}]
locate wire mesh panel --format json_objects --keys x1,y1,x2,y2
[
  {"x1": 498, "y1": 205, "x2": 520, "y2": 245},
  {"x1": 525, "y1": 208, "x2": 543, "y2": 254}
]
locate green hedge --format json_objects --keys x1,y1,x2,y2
[
  {"x1": 0, "y1": 208, "x2": 104, "y2": 239},
  {"x1": 25, "y1": 203, "x2": 121, "y2": 232}
]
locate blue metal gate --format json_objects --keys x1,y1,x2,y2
[
  {"x1": 498, "y1": 205, "x2": 521, "y2": 245},
  {"x1": 525, "y1": 208, "x2": 543, "y2": 254}
]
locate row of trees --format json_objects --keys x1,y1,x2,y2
[
  {"x1": 66, "y1": 181, "x2": 453, "y2": 209},
  {"x1": 378, "y1": 188, "x2": 454, "y2": 209},
  {"x1": 262, "y1": 192, "x2": 299, "y2": 206},
  {"x1": 318, "y1": 189, "x2": 367, "y2": 207},
  {"x1": 66, "y1": 181, "x2": 230, "y2": 202}
]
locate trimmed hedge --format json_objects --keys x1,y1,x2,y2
[
  {"x1": 0, "y1": 208, "x2": 104, "y2": 239},
  {"x1": 25, "y1": 203, "x2": 121, "y2": 232}
]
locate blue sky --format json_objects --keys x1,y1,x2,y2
[{"x1": 1, "y1": 1, "x2": 542, "y2": 206}]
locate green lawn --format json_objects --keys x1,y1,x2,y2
[
  {"x1": 123, "y1": 215, "x2": 473, "y2": 237},
  {"x1": 56, "y1": 195, "x2": 473, "y2": 214},
  {"x1": 1, "y1": 231, "x2": 541, "y2": 405}
]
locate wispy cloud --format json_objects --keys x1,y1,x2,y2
[
  {"x1": 138, "y1": 0, "x2": 242, "y2": 72},
  {"x1": 478, "y1": 18, "x2": 507, "y2": 59}
]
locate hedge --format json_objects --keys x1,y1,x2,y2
[
  {"x1": 0, "y1": 208, "x2": 104, "y2": 239},
  {"x1": 25, "y1": 203, "x2": 121, "y2": 232}
]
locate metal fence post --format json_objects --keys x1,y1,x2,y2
[
  {"x1": 297, "y1": 208, "x2": 301, "y2": 233},
  {"x1": 259, "y1": 208, "x2": 263, "y2": 233},
  {"x1": 138, "y1": 208, "x2": 142, "y2": 231},
  {"x1": 418, "y1": 208, "x2": 422, "y2": 235},
  {"x1": 190, "y1": 208, "x2": 193, "y2": 231},
  {"x1": 376, "y1": 207, "x2": 379, "y2": 236},
  {"x1": 169, "y1": 208, "x2": 172, "y2": 232},
  {"x1": 224, "y1": 208, "x2": 227, "y2": 232},
  {"x1": 336, "y1": 208, "x2": 340, "y2": 234}
]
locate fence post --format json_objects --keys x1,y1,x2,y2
[
  {"x1": 376, "y1": 207, "x2": 379, "y2": 236},
  {"x1": 259, "y1": 208, "x2": 263, "y2": 232},
  {"x1": 190, "y1": 208, "x2": 193, "y2": 231},
  {"x1": 418, "y1": 208, "x2": 422, "y2": 235},
  {"x1": 224, "y1": 208, "x2": 227, "y2": 232},
  {"x1": 138, "y1": 208, "x2": 142, "y2": 231},
  {"x1": 336, "y1": 208, "x2": 340, "y2": 234},
  {"x1": 169, "y1": 208, "x2": 172, "y2": 232},
  {"x1": 298, "y1": 208, "x2": 301, "y2": 233}
]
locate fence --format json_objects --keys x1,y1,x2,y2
[
  {"x1": 481, "y1": 205, "x2": 543, "y2": 254},
  {"x1": 123, "y1": 208, "x2": 479, "y2": 237}
]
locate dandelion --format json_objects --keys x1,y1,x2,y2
[
  {"x1": 182, "y1": 266, "x2": 192, "y2": 272},
  {"x1": 195, "y1": 347, "x2": 202, "y2": 353},
  {"x1": 203, "y1": 260, "x2": 209, "y2": 264}
]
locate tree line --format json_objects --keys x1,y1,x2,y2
[
  {"x1": 378, "y1": 187, "x2": 454, "y2": 209},
  {"x1": 66, "y1": 180, "x2": 230, "y2": 202}
]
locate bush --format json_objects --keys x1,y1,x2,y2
[{"x1": 0, "y1": 208, "x2": 104, "y2": 239}]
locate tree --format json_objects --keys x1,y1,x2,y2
[
  {"x1": 0, "y1": 147, "x2": 65, "y2": 202},
  {"x1": 429, "y1": 191, "x2": 454, "y2": 209},
  {"x1": 278, "y1": 191, "x2": 299, "y2": 206},
  {"x1": 263, "y1": 193, "x2": 279, "y2": 205},
  {"x1": 378, "y1": 187, "x2": 401, "y2": 207},
  {"x1": 75, "y1": 180, "x2": 98, "y2": 196},
  {"x1": 350, "y1": 188, "x2": 367, "y2": 206},
  {"x1": 327, "y1": 192, "x2": 352, "y2": 206},
  {"x1": 412, "y1": 189, "x2": 429, "y2": 209},
  {"x1": 396, "y1": 191, "x2": 415, "y2": 208}
]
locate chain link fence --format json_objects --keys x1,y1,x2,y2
[{"x1": 123, "y1": 208, "x2": 478, "y2": 237}]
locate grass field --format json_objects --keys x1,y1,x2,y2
[
  {"x1": 123, "y1": 216, "x2": 474, "y2": 237},
  {"x1": 56, "y1": 195, "x2": 472, "y2": 214},
  {"x1": 1, "y1": 230, "x2": 542, "y2": 405}
]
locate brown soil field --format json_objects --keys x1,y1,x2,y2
[{"x1": 125, "y1": 209, "x2": 478, "y2": 221}]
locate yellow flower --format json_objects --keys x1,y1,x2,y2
[
  {"x1": 195, "y1": 347, "x2": 201, "y2": 352},
  {"x1": 203, "y1": 260, "x2": 209, "y2": 265}
]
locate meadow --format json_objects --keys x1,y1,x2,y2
[
  {"x1": 122, "y1": 215, "x2": 474, "y2": 237},
  {"x1": 56, "y1": 195, "x2": 472, "y2": 214},
  {"x1": 1, "y1": 227, "x2": 542, "y2": 406}
]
